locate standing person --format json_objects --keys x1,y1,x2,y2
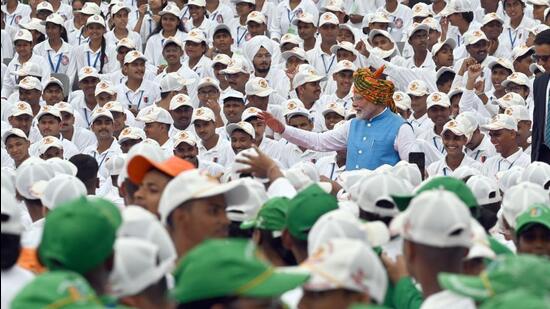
[
  {"x1": 262, "y1": 66, "x2": 416, "y2": 171},
  {"x1": 105, "y1": 4, "x2": 143, "y2": 51},
  {"x1": 34, "y1": 14, "x2": 72, "y2": 80},
  {"x1": 531, "y1": 29, "x2": 550, "y2": 162}
]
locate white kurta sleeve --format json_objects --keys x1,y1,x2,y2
[
  {"x1": 394, "y1": 123, "x2": 417, "y2": 160},
  {"x1": 281, "y1": 120, "x2": 350, "y2": 152}
]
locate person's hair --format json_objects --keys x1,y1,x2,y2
[
  {"x1": 35, "y1": 31, "x2": 46, "y2": 45},
  {"x1": 1, "y1": 233, "x2": 21, "y2": 270},
  {"x1": 177, "y1": 296, "x2": 238, "y2": 309},
  {"x1": 69, "y1": 154, "x2": 99, "y2": 188},
  {"x1": 258, "y1": 229, "x2": 297, "y2": 265},
  {"x1": 359, "y1": 209, "x2": 393, "y2": 226},
  {"x1": 514, "y1": 49, "x2": 534, "y2": 63},
  {"x1": 534, "y1": 29, "x2": 550, "y2": 45},
  {"x1": 149, "y1": 15, "x2": 186, "y2": 40},
  {"x1": 477, "y1": 204, "x2": 499, "y2": 232},
  {"x1": 99, "y1": 33, "x2": 107, "y2": 74},
  {"x1": 461, "y1": 12, "x2": 474, "y2": 23},
  {"x1": 228, "y1": 221, "x2": 253, "y2": 238},
  {"x1": 503, "y1": 0, "x2": 525, "y2": 9},
  {"x1": 138, "y1": 276, "x2": 169, "y2": 305},
  {"x1": 491, "y1": 64, "x2": 513, "y2": 74},
  {"x1": 123, "y1": 179, "x2": 139, "y2": 200},
  {"x1": 213, "y1": 28, "x2": 231, "y2": 37},
  {"x1": 436, "y1": 71, "x2": 456, "y2": 86}
]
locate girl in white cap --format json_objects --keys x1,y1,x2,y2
[
  {"x1": 184, "y1": 0, "x2": 216, "y2": 37},
  {"x1": 144, "y1": 3, "x2": 187, "y2": 67},
  {"x1": 34, "y1": 14, "x2": 73, "y2": 80},
  {"x1": 133, "y1": 0, "x2": 167, "y2": 42},
  {"x1": 2, "y1": 0, "x2": 31, "y2": 29},
  {"x1": 105, "y1": 4, "x2": 143, "y2": 52}
]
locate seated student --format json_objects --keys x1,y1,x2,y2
[
  {"x1": 192, "y1": 107, "x2": 234, "y2": 166},
  {"x1": 221, "y1": 58, "x2": 251, "y2": 95},
  {"x1": 293, "y1": 12, "x2": 319, "y2": 52},
  {"x1": 418, "y1": 92, "x2": 453, "y2": 154},
  {"x1": 221, "y1": 88, "x2": 246, "y2": 128},
  {"x1": 184, "y1": 0, "x2": 215, "y2": 36},
  {"x1": 501, "y1": 72, "x2": 533, "y2": 114},
  {"x1": 393, "y1": 91, "x2": 412, "y2": 120},
  {"x1": 41, "y1": 77, "x2": 65, "y2": 106},
  {"x1": 2, "y1": 62, "x2": 43, "y2": 108},
  {"x1": 321, "y1": 102, "x2": 345, "y2": 131},
  {"x1": 136, "y1": 105, "x2": 174, "y2": 157},
  {"x1": 211, "y1": 54, "x2": 231, "y2": 92},
  {"x1": 196, "y1": 77, "x2": 224, "y2": 127},
  {"x1": 103, "y1": 101, "x2": 130, "y2": 139},
  {"x1": 480, "y1": 13, "x2": 506, "y2": 58},
  {"x1": 36, "y1": 136, "x2": 64, "y2": 160},
  {"x1": 514, "y1": 204, "x2": 550, "y2": 257},
  {"x1": 318, "y1": 60, "x2": 355, "y2": 110},
  {"x1": 54, "y1": 102, "x2": 97, "y2": 151},
  {"x1": 2, "y1": 128, "x2": 31, "y2": 169},
  {"x1": 292, "y1": 65, "x2": 327, "y2": 132},
  {"x1": 209, "y1": 25, "x2": 235, "y2": 61},
  {"x1": 496, "y1": 92, "x2": 526, "y2": 114},
  {"x1": 243, "y1": 35, "x2": 287, "y2": 98},
  {"x1": 281, "y1": 47, "x2": 308, "y2": 87},
  {"x1": 172, "y1": 130, "x2": 224, "y2": 176},
  {"x1": 182, "y1": 29, "x2": 215, "y2": 79},
  {"x1": 117, "y1": 127, "x2": 146, "y2": 153},
  {"x1": 246, "y1": 11, "x2": 268, "y2": 38},
  {"x1": 158, "y1": 73, "x2": 194, "y2": 112},
  {"x1": 31, "y1": 106, "x2": 79, "y2": 158},
  {"x1": 6, "y1": 102, "x2": 40, "y2": 144},
  {"x1": 512, "y1": 44, "x2": 535, "y2": 78},
  {"x1": 71, "y1": 66, "x2": 101, "y2": 128},
  {"x1": 435, "y1": 67, "x2": 456, "y2": 94},
  {"x1": 427, "y1": 119, "x2": 482, "y2": 177},
  {"x1": 155, "y1": 37, "x2": 199, "y2": 94},
  {"x1": 104, "y1": 38, "x2": 157, "y2": 85},
  {"x1": 168, "y1": 93, "x2": 195, "y2": 136},
  {"x1": 455, "y1": 111, "x2": 497, "y2": 162},
  {"x1": 481, "y1": 114, "x2": 531, "y2": 177},
  {"x1": 504, "y1": 105, "x2": 532, "y2": 155},
  {"x1": 406, "y1": 80, "x2": 433, "y2": 137},
  {"x1": 226, "y1": 121, "x2": 255, "y2": 156},
  {"x1": 405, "y1": 23, "x2": 435, "y2": 70}
]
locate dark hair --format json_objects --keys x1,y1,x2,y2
[
  {"x1": 503, "y1": 0, "x2": 525, "y2": 9},
  {"x1": 139, "y1": 276, "x2": 169, "y2": 305},
  {"x1": 1, "y1": 232, "x2": 21, "y2": 270},
  {"x1": 534, "y1": 29, "x2": 550, "y2": 45},
  {"x1": 491, "y1": 64, "x2": 513, "y2": 74},
  {"x1": 359, "y1": 209, "x2": 393, "y2": 226},
  {"x1": 148, "y1": 14, "x2": 186, "y2": 40},
  {"x1": 436, "y1": 71, "x2": 456, "y2": 86},
  {"x1": 461, "y1": 12, "x2": 474, "y2": 23},
  {"x1": 46, "y1": 22, "x2": 69, "y2": 42},
  {"x1": 228, "y1": 221, "x2": 253, "y2": 238},
  {"x1": 258, "y1": 229, "x2": 298, "y2": 265},
  {"x1": 69, "y1": 154, "x2": 99, "y2": 187},
  {"x1": 177, "y1": 296, "x2": 238, "y2": 309}
]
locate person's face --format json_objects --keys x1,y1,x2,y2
[
  {"x1": 513, "y1": 55, "x2": 532, "y2": 75},
  {"x1": 231, "y1": 130, "x2": 254, "y2": 154},
  {"x1": 225, "y1": 73, "x2": 249, "y2": 91},
  {"x1": 42, "y1": 85, "x2": 64, "y2": 105},
  {"x1": 197, "y1": 86, "x2": 220, "y2": 105},
  {"x1": 397, "y1": 107, "x2": 412, "y2": 119},
  {"x1": 410, "y1": 95, "x2": 428, "y2": 115},
  {"x1": 319, "y1": 23, "x2": 338, "y2": 42},
  {"x1": 534, "y1": 43, "x2": 550, "y2": 72},
  {"x1": 337, "y1": 28, "x2": 355, "y2": 43},
  {"x1": 371, "y1": 34, "x2": 394, "y2": 51},
  {"x1": 9, "y1": 115, "x2": 33, "y2": 136},
  {"x1": 287, "y1": 115, "x2": 313, "y2": 131},
  {"x1": 125, "y1": 59, "x2": 146, "y2": 80},
  {"x1": 504, "y1": 0, "x2": 524, "y2": 20},
  {"x1": 45, "y1": 22, "x2": 62, "y2": 39},
  {"x1": 111, "y1": 111, "x2": 126, "y2": 133},
  {"x1": 120, "y1": 138, "x2": 141, "y2": 153},
  {"x1": 517, "y1": 120, "x2": 532, "y2": 144},
  {"x1": 161, "y1": 14, "x2": 179, "y2": 31},
  {"x1": 87, "y1": 23, "x2": 105, "y2": 41},
  {"x1": 19, "y1": 88, "x2": 41, "y2": 105},
  {"x1": 352, "y1": 93, "x2": 379, "y2": 120},
  {"x1": 516, "y1": 225, "x2": 550, "y2": 258},
  {"x1": 113, "y1": 9, "x2": 129, "y2": 28},
  {"x1": 409, "y1": 29, "x2": 428, "y2": 51},
  {"x1": 450, "y1": 95, "x2": 461, "y2": 119},
  {"x1": 116, "y1": 46, "x2": 132, "y2": 65},
  {"x1": 40, "y1": 146, "x2": 63, "y2": 160},
  {"x1": 247, "y1": 21, "x2": 266, "y2": 36},
  {"x1": 489, "y1": 129, "x2": 517, "y2": 153},
  {"x1": 481, "y1": 20, "x2": 503, "y2": 40},
  {"x1": 91, "y1": 116, "x2": 115, "y2": 139},
  {"x1": 298, "y1": 81, "x2": 321, "y2": 102},
  {"x1": 427, "y1": 30, "x2": 440, "y2": 49},
  {"x1": 297, "y1": 21, "x2": 317, "y2": 40},
  {"x1": 223, "y1": 100, "x2": 245, "y2": 123},
  {"x1": 442, "y1": 130, "x2": 467, "y2": 156},
  {"x1": 79, "y1": 77, "x2": 99, "y2": 97},
  {"x1": 134, "y1": 169, "x2": 171, "y2": 216},
  {"x1": 333, "y1": 70, "x2": 353, "y2": 93},
  {"x1": 434, "y1": 44, "x2": 454, "y2": 67},
  {"x1": 149, "y1": 0, "x2": 163, "y2": 9},
  {"x1": 37, "y1": 9, "x2": 52, "y2": 20},
  {"x1": 162, "y1": 44, "x2": 184, "y2": 65},
  {"x1": 96, "y1": 92, "x2": 116, "y2": 106},
  {"x1": 194, "y1": 120, "x2": 216, "y2": 140},
  {"x1": 437, "y1": 79, "x2": 452, "y2": 94},
  {"x1": 369, "y1": 22, "x2": 389, "y2": 30},
  {"x1": 253, "y1": 47, "x2": 272, "y2": 74},
  {"x1": 448, "y1": 12, "x2": 462, "y2": 26},
  {"x1": 533, "y1": 5, "x2": 548, "y2": 22},
  {"x1": 246, "y1": 95, "x2": 269, "y2": 109},
  {"x1": 235, "y1": 2, "x2": 254, "y2": 17},
  {"x1": 213, "y1": 31, "x2": 233, "y2": 52},
  {"x1": 60, "y1": 111, "x2": 75, "y2": 132},
  {"x1": 38, "y1": 115, "x2": 61, "y2": 137},
  {"x1": 299, "y1": 289, "x2": 364, "y2": 309},
  {"x1": 505, "y1": 83, "x2": 529, "y2": 99},
  {"x1": 286, "y1": 56, "x2": 307, "y2": 73},
  {"x1": 336, "y1": 49, "x2": 356, "y2": 63},
  {"x1": 324, "y1": 112, "x2": 344, "y2": 130},
  {"x1": 170, "y1": 105, "x2": 193, "y2": 129},
  {"x1": 213, "y1": 63, "x2": 229, "y2": 87},
  {"x1": 281, "y1": 42, "x2": 299, "y2": 53},
  {"x1": 184, "y1": 41, "x2": 205, "y2": 59},
  {"x1": 173, "y1": 141, "x2": 199, "y2": 162},
  {"x1": 466, "y1": 40, "x2": 489, "y2": 63},
  {"x1": 144, "y1": 122, "x2": 166, "y2": 142},
  {"x1": 73, "y1": 2, "x2": 84, "y2": 24},
  {"x1": 14, "y1": 40, "x2": 32, "y2": 59},
  {"x1": 5, "y1": 136, "x2": 30, "y2": 163},
  {"x1": 427, "y1": 105, "x2": 451, "y2": 127},
  {"x1": 248, "y1": 117, "x2": 265, "y2": 144},
  {"x1": 491, "y1": 67, "x2": 511, "y2": 91}
]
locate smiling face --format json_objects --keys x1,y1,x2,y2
[
  {"x1": 442, "y1": 130, "x2": 467, "y2": 156},
  {"x1": 162, "y1": 43, "x2": 183, "y2": 65},
  {"x1": 223, "y1": 100, "x2": 245, "y2": 123},
  {"x1": 488, "y1": 129, "x2": 517, "y2": 154},
  {"x1": 466, "y1": 40, "x2": 489, "y2": 63},
  {"x1": 5, "y1": 136, "x2": 30, "y2": 164},
  {"x1": 91, "y1": 116, "x2": 114, "y2": 140},
  {"x1": 333, "y1": 70, "x2": 353, "y2": 93},
  {"x1": 161, "y1": 13, "x2": 179, "y2": 32},
  {"x1": 491, "y1": 66, "x2": 512, "y2": 91},
  {"x1": 481, "y1": 20, "x2": 503, "y2": 40},
  {"x1": 38, "y1": 115, "x2": 62, "y2": 137},
  {"x1": 504, "y1": 0, "x2": 524, "y2": 22},
  {"x1": 427, "y1": 105, "x2": 451, "y2": 127},
  {"x1": 125, "y1": 59, "x2": 146, "y2": 80},
  {"x1": 230, "y1": 129, "x2": 253, "y2": 154},
  {"x1": 193, "y1": 119, "x2": 216, "y2": 141}
]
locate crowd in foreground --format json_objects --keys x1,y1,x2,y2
[{"x1": 1, "y1": 0, "x2": 550, "y2": 308}]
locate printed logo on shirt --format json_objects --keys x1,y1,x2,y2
[
  {"x1": 61, "y1": 55, "x2": 70, "y2": 65},
  {"x1": 216, "y1": 14, "x2": 223, "y2": 23},
  {"x1": 15, "y1": 15, "x2": 22, "y2": 24},
  {"x1": 245, "y1": 33, "x2": 252, "y2": 41},
  {"x1": 394, "y1": 18, "x2": 403, "y2": 29}
]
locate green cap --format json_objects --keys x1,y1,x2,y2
[
  {"x1": 171, "y1": 239, "x2": 309, "y2": 304},
  {"x1": 240, "y1": 197, "x2": 290, "y2": 231},
  {"x1": 479, "y1": 289, "x2": 550, "y2": 309},
  {"x1": 11, "y1": 270, "x2": 103, "y2": 309},
  {"x1": 515, "y1": 204, "x2": 550, "y2": 236},
  {"x1": 39, "y1": 197, "x2": 122, "y2": 275},
  {"x1": 438, "y1": 254, "x2": 550, "y2": 301},
  {"x1": 487, "y1": 236, "x2": 514, "y2": 256},
  {"x1": 286, "y1": 184, "x2": 338, "y2": 240},
  {"x1": 392, "y1": 176, "x2": 478, "y2": 212}
]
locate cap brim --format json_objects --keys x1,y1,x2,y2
[
  {"x1": 127, "y1": 155, "x2": 194, "y2": 184},
  {"x1": 239, "y1": 219, "x2": 257, "y2": 230},
  {"x1": 438, "y1": 273, "x2": 492, "y2": 301},
  {"x1": 391, "y1": 194, "x2": 414, "y2": 211},
  {"x1": 516, "y1": 220, "x2": 550, "y2": 236},
  {"x1": 466, "y1": 243, "x2": 496, "y2": 260},
  {"x1": 238, "y1": 268, "x2": 309, "y2": 297}
]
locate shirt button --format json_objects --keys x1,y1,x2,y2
[
  {"x1": 367, "y1": 123, "x2": 371, "y2": 127},
  {"x1": 363, "y1": 136, "x2": 367, "y2": 141},
  {"x1": 355, "y1": 165, "x2": 359, "y2": 169},
  {"x1": 358, "y1": 150, "x2": 363, "y2": 154}
]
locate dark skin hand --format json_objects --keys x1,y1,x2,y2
[{"x1": 235, "y1": 145, "x2": 284, "y2": 182}]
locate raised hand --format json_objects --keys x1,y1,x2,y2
[{"x1": 258, "y1": 111, "x2": 285, "y2": 134}]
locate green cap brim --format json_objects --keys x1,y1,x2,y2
[
  {"x1": 516, "y1": 220, "x2": 550, "y2": 237},
  {"x1": 237, "y1": 269, "x2": 309, "y2": 298},
  {"x1": 391, "y1": 194, "x2": 414, "y2": 212},
  {"x1": 240, "y1": 220, "x2": 256, "y2": 230},
  {"x1": 438, "y1": 273, "x2": 493, "y2": 301},
  {"x1": 488, "y1": 237, "x2": 514, "y2": 256}
]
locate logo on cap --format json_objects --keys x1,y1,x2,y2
[
  {"x1": 258, "y1": 79, "x2": 268, "y2": 88},
  {"x1": 177, "y1": 131, "x2": 190, "y2": 139},
  {"x1": 431, "y1": 93, "x2": 441, "y2": 102},
  {"x1": 130, "y1": 51, "x2": 140, "y2": 57},
  {"x1": 43, "y1": 136, "x2": 55, "y2": 144},
  {"x1": 504, "y1": 108, "x2": 513, "y2": 116},
  {"x1": 98, "y1": 82, "x2": 109, "y2": 89},
  {"x1": 17, "y1": 103, "x2": 27, "y2": 110},
  {"x1": 287, "y1": 101, "x2": 298, "y2": 110},
  {"x1": 510, "y1": 73, "x2": 519, "y2": 80},
  {"x1": 447, "y1": 120, "x2": 457, "y2": 128},
  {"x1": 83, "y1": 67, "x2": 94, "y2": 74},
  {"x1": 409, "y1": 82, "x2": 418, "y2": 91},
  {"x1": 121, "y1": 127, "x2": 132, "y2": 136},
  {"x1": 394, "y1": 93, "x2": 403, "y2": 101},
  {"x1": 414, "y1": 5, "x2": 422, "y2": 12},
  {"x1": 104, "y1": 102, "x2": 115, "y2": 109},
  {"x1": 503, "y1": 93, "x2": 513, "y2": 101},
  {"x1": 196, "y1": 108, "x2": 205, "y2": 116},
  {"x1": 472, "y1": 30, "x2": 483, "y2": 37},
  {"x1": 529, "y1": 207, "x2": 542, "y2": 217},
  {"x1": 323, "y1": 13, "x2": 332, "y2": 20}
]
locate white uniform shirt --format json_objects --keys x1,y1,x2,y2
[
  {"x1": 1, "y1": 54, "x2": 51, "y2": 99},
  {"x1": 83, "y1": 139, "x2": 123, "y2": 196},
  {"x1": 105, "y1": 30, "x2": 143, "y2": 53},
  {"x1": 499, "y1": 16, "x2": 539, "y2": 58},
  {"x1": 182, "y1": 55, "x2": 215, "y2": 79},
  {"x1": 306, "y1": 48, "x2": 337, "y2": 78},
  {"x1": 427, "y1": 155, "x2": 482, "y2": 178},
  {"x1": 408, "y1": 113, "x2": 433, "y2": 137},
  {"x1": 144, "y1": 30, "x2": 187, "y2": 67},
  {"x1": 465, "y1": 133, "x2": 497, "y2": 163},
  {"x1": 420, "y1": 290, "x2": 476, "y2": 309},
  {"x1": 315, "y1": 154, "x2": 346, "y2": 180},
  {"x1": 206, "y1": 2, "x2": 234, "y2": 25},
  {"x1": 269, "y1": 0, "x2": 319, "y2": 41},
  {"x1": 377, "y1": 4, "x2": 413, "y2": 42},
  {"x1": 115, "y1": 79, "x2": 161, "y2": 112},
  {"x1": 197, "y1": 134, "x2": 235, "y2": 166},
  {"x1": 418, "y1": 126, "x2": 445, "y2": 155},
  {"x1": 34, "y1": 40, "x2": 75, "y2": 84},
  {"x1": 481, "y1": 148, "x2": 531, "y2": 178},
  {"x1": 29, "y1": 136, "x2": 80, "y2": 159},
  {"x1": 1, "y1": 3, "x2": 32, "y2": 28},
  {"x1": 70, "y1": 42, "x2": 118, "y2": 76},
  {"x1": 67, "y1": 126, "x2": 97, "y2": 151}
]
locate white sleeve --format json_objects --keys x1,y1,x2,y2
[
  {"x1": 394, "y1": 123, "x2": 417, "y2": 160},
  {"x1": 281, "y1": 120, "x2": 349, "y2": 152},
  {"x1": 459, "y1": 89, "x2": 492, "y2": 119},
  {"x1": 269, "y1": 5, "x2": 283, "y2": 40}
]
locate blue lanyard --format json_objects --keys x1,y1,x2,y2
[
  {"x1": 9, "y1": 14, "x2": 17, "y2": 26},
  {"x1": 321, "y1": 54, "x2": 336, "y2": 75},
  {"x1": 236, "y1": 27, "x2": 248, "y2": 46},
  {"x1": 508, "y1": 28, "x2": 518, "y2": 49},
  {"x1": 148, "y1": 19, "x2": 153, "y2": 35},
  {"x1": 13, "y1": 64, "x2": 19, "y2": 84},
  {"x1": 498, "y1": 157, "x2": 517, "y2": 172},
  {"x1": 83, "y1": 108, "x2": 91, "y2": 127},
  {"x1": 457, "y1": 34, "x2": 461, "y2": 47},
  {"x1": 473, "y1": 150, "x2": 481, "y2": 161},
  {"x1": 87, "y1": 51, "x2": 101, "y2": 69},
  {"x1": 286, "y1": 8, "x2": 297, "y2": 24},
  {"x1": 210, "y1": 11, "x2": 219, "y2": 22},
  {"x1": 433, "y1": 136, "x2": 444, "y2": 153},
  {"x1": 329, "y1": 162, "x2": 336, "y2": 180},
  {"x1": 126, "y1": 90, "x2": 145, "y2": 109},
  {"x1": 47, "y1": 51, "x2": 63, "y2": 73},
  {"x1": 443, "y1": 167, "x2": 448, "y2": 176},
  {"x1": 94, "y1": 150, "x2": 109, "y2": 170}
]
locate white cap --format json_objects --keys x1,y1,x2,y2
[
  {"x1": 318, "y1": 12, "x2": 339, "y2": 27},
  {"x1": 390, "y1": 190, "x2": 473, "y2": 248},
  {"x1": 212, "y1": 53, "x2": 232, "y2": 66},
  {"x1": 54, "y1": 102, "x2": 74, "y2": 115},
  {"x1": 528, "y1": 0, "x2": 550, "y2": 5},
  {"x1": 116, "y1": 37, "x2": 136, "y2": 51},
  {"x1": 40, "y1": 174, "x2": 87, "y2": 210},
  {"x1": 226, "y1": 121, "x2": 255, "y2": 139},
  {"x1": 519, "y1": 162, "x2": 550, "y2": 192},
  {"x1": 246, "y1": 11, "x2": 266, "y2": 24},
  {"x1": 431, "y1": 37, "x2": 457, "y2": 55},
  {"x1": 448, "y1": 87, "x2": 465, "y2": 100},
  {"x1": 482, "y1": 12, "x2": 504, "y2": 26},
  {"x1": 440, "y1": 0, "x2": 472, "y2": 16},
  {"x1": 13, "y1": 29, "x2": 33, "y2": 42},
  {"x1": 78, "y1": 66, "x2": 100, "y2": 81},
  {"x1": 321, "y1": 0, "x2": 345, "y2": 13},
  {"x1": 1, "y1": 187, "x2": 23, "y2": 235},
  {"x1": 422, "y1": 17, "x2": 441, "y2": 32},
  {"x1": 407, "y1": 22, "x2": 430, "y2": 39},
  {"x1": 466, "y1": 175, "x2": 501, "y2": 205},
  {"x1": 47, "y1": 157, "x2": 77, "y2": 176},
  {"x1": 111, "y1": 3, "x2": 130, "y2": 15},
  {"x1": 110, "y1": 238, "x2": 172, "y2": 297},
  {"x1": 436, "y1": 66, "x2": 456, "y2": 81},
  {"x1": 2, "y1": 128, "x2": 28, "y2": 145},
  {"x1": 184, "y1": 29, "x2": 207, "y2": 44},
  {"x1": 191, "y1": 107, "x2": 216, "y2": 123},
  {"x1": 17, "y1": 76, "x2": 42, "y2": 91},
  {"x1": 512, "y1": 44, "x2": 534, "y2": 62},
  {"x1": 308, "y1": 209, "x2": 390, "y2": 256},
  {"x1": 86, "y1": 14, "x2": 106, "y2": 27},
  {"x1": 37, "y1": 1, "x2": 54, "y2": 12},
  {"x1": 245, "y1": 77, "x2": 273, "y2": 97},
  {"x1": 221, "y1": 88, "x2": 245, "y2": 102},
  {"x1": 118, "y1": 127, "x2": 146, "y2": 144},
  {"x1": 442, "y1": 119, "x2": 471, "y2": 141},
  {"x1": 284, "y1": 106, "x2": 310, "y2": 120},
  {"x1": 501, "y1": 182, "x2": 550, "y2": 228},
  {"x1": 105, "y1": 154, "x2": 126, "y2": 176},
  {"x1": 281, "y1": 47, "x2": 308, "y2": 61},
  {"x1": 44, "y1": 76, "x2": 64, "y2": 90},
  {"x1": 497, "y1": 166, "x2": 524, "y2": 193},
  {"x1": 103, "y1": 101, "x2": 125, "y2": 114},
  {"x1": 197, "y1": 77, "x2": 220, "y2": 91},
  {"x1": 391, "y1": 163, "x2": 421, "y2": 189},
  {"x1": 158, "y1": 169, "x2": 248, "y2": 224},
  {"x1": 90, "y1": 107, "x2": 114, "y2": 123},
  {"x1": 159, "y1": 3, "x2": 182, "y2": 16},
  {"x1": 482, "y1": 114, "x2": 518, "y2": 131},
  {"x1": 357, "y1": 173, "x2": 411, "y2": 217},
  {"x1": 301, "y1": 238, "x2": 388, "y2": 304},
  {"x1": 226, "y1": 178, "x2": 267, "y2": 222},
  {"x1": 502, "y1": 72, "x2": 530, "y2": 88},
  {"x1": 393, "y1": 92, "x2": 412, "y2": 111},
  {"x1": 464, "y1": 29, "x2": 489, "y2": 46},
  {"x1": 529, "y1": 63, "x2": 546, "y2": 74},
  {"x1": 188, "y1": 0, "x2": 207, "y2": 6},
  {"x1": 332, "y1": 60, "x2": 357, "y2": 74},
  {"x1": 8, "y1": 102, "x2": 33, "y2": 118},
  {"x1": 124, "y1": 50, "x2": 147, "y2": 64},
  {"x1": 11, "y1": 62, "x2": 42, "y2": 78},
  {"x1": 504, "y1": 105, "x2": 530, "y2": 123},
  {"x1": 136, "y1": 105, "x2": 174, "y2": 125},
  {"x1": 80, "y1": 2, "x2": 101, "y2": 15},
  {"x1": 330, "y1": 41, "x2": 356, "y2": 56},
  {"x1": 322, "y1": 102, "x2": 346, "y2": 117},
  {"x1": 280, "y1": 33, "x2": 302, "y2": 46},
  {"x1": 487, "y1": 57, "x2": 514, "y2": 72},
  {"x1": 452, "y1": 166, "x2": 481, "y2": 180},
  {"x1": 406, "y1": 80, "x2": 429, "y2": 96},
  {"x1": 467, "y1": 219, "x2": 496, "y2": 260},
  {"x1": 426, "y1": 92, "x2": 451, "y2": 109},
  {"x1": 15, "y1": 160, "x2": 55, "y2": 200},
  {"x1": 173, "y1": 130, "x2": 198, "y2": 147},
  {"x1": 20, "y1": 18, "x2": 46, "y2": 35},
  {"x1": 368, "y1": 11, "x2": 391, "y2": 24},
  {"x1": 221, "y1": 58, "x2": 252, "y2": 75},
  {"x1": 169, "y1": 94, "x2": 194, "y2": 110},
  {"x1": 241, "y1": 107, "x2": 262, "y2": 121},
  {"x1": 291, "y1": 12, "x2": 318, "y2": 27},
  {"x1": 160, "y1": 72, "x2": 193, "y2": 93},
  {"x1": 455, "y1": 111, "x2": 479, "y2": 135},
  {"x1": 162, "y1": 36, "x2": 184, "y2": 50},
  {"x1": 36, "y1": 105, "x2": 61, "y2": 121},
  {"x1": 496, "y1": 92, "x2": 526, "y2": 109},
  {"x1": 412, "y1": 2, "x2": 432, "y2": 17},
  {"x1": 37, "y1": 136, "x2": 63, "y2": 156},
  {"x1": 293, "y1": 66, "x2": 326, "y2": 88}
]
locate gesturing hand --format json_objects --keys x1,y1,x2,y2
[
  {"x1": 258, "y1": 111, "x2": 285, "y2": 134},
  {"x1": 235, "y1": 145, "x2": 282, "y2": 180}
]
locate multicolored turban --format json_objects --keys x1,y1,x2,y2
[{"x1": 353, "y1": 66, "x2": 396, "y2": 112}]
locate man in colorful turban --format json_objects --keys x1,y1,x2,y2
[{"x1": 259, "y1": 66, "x2": 417, "y2": 171}]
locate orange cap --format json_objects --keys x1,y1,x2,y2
[{"x1": 128, "y1": 155, "x2": 195, "y2": 184}]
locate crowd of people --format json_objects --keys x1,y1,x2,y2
[{"x1": 1, "y1": 0, "x2": 550, "y2": 308}]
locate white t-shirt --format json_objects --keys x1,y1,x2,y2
[{"x1": 1, "y1": 266, "x2": 34, "y2": 309}]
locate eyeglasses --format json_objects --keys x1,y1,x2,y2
[{"x1": 532, "y1": 54, "x2": 550, "y2": 62}]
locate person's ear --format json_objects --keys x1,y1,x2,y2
[{"x1": 281, "y1": 229, "x2": 293, "y2": 251}]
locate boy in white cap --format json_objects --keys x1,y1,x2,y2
[
  {"x1": 36, "y1": 136, "x2": 64, "y2": 160},
  {"x1": 182, "y1": 29, "x2": 215, "y2": 79},
  {"x1": 244, "y1": 77, "x2": 285, "y2": 136},
  {"x1": 227, "y1": 120, "x2": 255, "y2": 155},
  {"x1": 2, "y1": 128, "x2": 30, "y2": 168},
  {"x1": 512, "y1": 44, "x2": 535, "y2": 77},
  {"x1": 71, "y1": 66, "x2": 101, "y2": 128},
  {"x1": 221, "y1": 88, "x2": 246, "y2": 126},
  {"x1": 172, "y1": 130, "x2": 224, "y2": 177},
  {"x1": 118, "y1": 127, "x2": 146, "y2": 153},
  {"x1": 501, "y1": 72, "x2": 533, "y2": 113},
  {"x1": 305, "y1": 12, "x2": 339, "y2": 78},
  {"x1": 103, "y1": 101, "x2": 132, "y2": 139},
  {"x1": 321, "y1": 102, "x2": 346, "y2": 131},
  {"x1": 196, "y1": 77, "x2": 224, "y2": 127},
  {"x1": 480, "y1": 13, "x2": 506, "y2": 58},
  {"x1": 32, "y1": 105, "x2": 79, "y2": 159},
  {"x1": 269, "y1": 0, "x2": 319, "y2": 43},
  {"x1": 393, "y1": 91, "x2": 412, "y2": 120},
  {"x1": 292, "y1": 65, "x2": 326, "y2": 132},
  {"x1": 221, "y1": 58, "x2": 251, "y2": 95},
  {"x1": 54, "y1": 102, "x2": 97, "y2": 152},
  {"x1": 455, "y1": 111, "x2": 496, "y2": 162},
  {"x1": 211, "y1": 53, "x2": 232, "y2": 92},
  {"x1": 377, "y1": 0, "x2": 413, "y2": 43},
  {"x1": 318, "y1": 60, "x2": 355, "y2": 110},
  {"x1": 405, "y1": 23, "x2": 435, "y2": 70},
  {"x1": 292, "y1": 13, "x2": 317, "y2": 52},
  {"x1": 453, "y1": 30, "x2": 494, "y2": 90},
  {"x1": 156, "y1": 38, "x2": 199, "y2": 93},
  {"x1": 41, "y1": 77, "x2": 65, "y2": 106},
  {"x1": 504, "y1": 105, "x2": 532, "y2": 154},
  {"x1": 481, "y1": 114, "x2": 531, "y2": 177},
  {"x1": 6, "y1": 102, "x2": 41, "y2": 144},
  {"x1": 192, "y1": 107, "x2": 235, "y2": 166},
  {"x1": 418, "y1": 92, "x2": 452, "y2": 154},
  {"x1": 406, "y1": 80, "x2": 433, "y2": 137},
  {"x1": 137, "y1": 105, "x2": 175, "y2": 157},
  {"x1": 246, "y1": 11, "x2": 268, "y2": 37},
  {"x1": 168, "y1": 93, "x2": 196, "y2": 135},
  {"x1": 15, "y1": 76, "x2": 43, "y2": 117}
]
